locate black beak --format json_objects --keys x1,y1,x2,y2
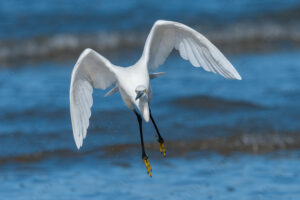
[{"x1": 135, "y1": 91, "x2": 144, "y2": 100}]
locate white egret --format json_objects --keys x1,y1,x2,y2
[{"x1": 70, "y1": 20, "x2": 241, "y2": 177}]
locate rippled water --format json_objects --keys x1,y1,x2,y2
[
  {"x1": 0, "y1": 50, "x2": 300, "y2": 198},
  {"x1": 1, "y1": 1, "x2": 300, "y2": 199},
  {"x1": 1, "y1": 151, "x2": 300, "y2": 200},
  {"x1": 1, "y1": 0, "x2": 300, "y2": 64},
  {"x1": 1, "y1": 0, "x2": 299, "y2": 38}
]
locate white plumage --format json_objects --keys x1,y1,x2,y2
[{"x1": 70, "y1": 20, "x2": 242, "y2": 149}]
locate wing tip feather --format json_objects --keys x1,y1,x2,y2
[
  {"x1": 231, "y1": 68, "x2": 242, "y2": 80},
  {"x1": 229, "y1": 72, "x2": 242, "y2": 80},
  {"x1": 236, "y1": 74, "x2": 242, "y2": 80},
  {"x1": 75, "y1": 142, "x2": 82, "y2": 150}
]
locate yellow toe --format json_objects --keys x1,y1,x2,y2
[
  {"x1": 159, "y1": 142, "x2": 166, "y2": 157},
  {"x1": 143, "y1": 158, "x2": 152, "y2": 177}
]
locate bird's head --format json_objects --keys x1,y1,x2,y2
[{"x1": 135, "y1": 85, "x2": 148, "y2": 101}]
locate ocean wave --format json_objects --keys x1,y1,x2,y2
[
  {"x1": 0, "y1": 132, "x2": 299, "y2": 164},
  {"x1": 0, "y1": 108, "x2": 68, "y2": 120},
  {"x1": 0, "y1": 32, "x2": 145, "y2": 65},
  {"x1": 172, "y1": 95, "x2": 264, "y2": 111},
  {"x1": 0, "y1": 149, "x2": 76, "y2": 164},
  {"x1": 0, "y1": 20, "x2": 299, "y2": 65}
]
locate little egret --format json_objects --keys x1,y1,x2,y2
[{"x1": 70, "y1": 20, "x2": 242, "y2": 177}]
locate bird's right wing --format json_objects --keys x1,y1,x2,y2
[{"x1": 70, "y1": 48, "x2": 117, "y2": 149}]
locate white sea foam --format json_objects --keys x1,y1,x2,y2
[{"x1": 0, "y1": 21, "x2": 299, "y2": 64}]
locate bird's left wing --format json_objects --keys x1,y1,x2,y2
[
  {"x1": 70, "y1": 48, "x2": 117, "y2": 149},
  {"x1": 141, "y1": 20, "x2": 241, "y2": 80}
]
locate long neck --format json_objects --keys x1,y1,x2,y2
[{"x1": 138, "y1": 100, "x2": 149, "y2": 122}]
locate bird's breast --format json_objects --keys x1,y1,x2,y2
[{"x1": 116, "y1": 65, "x2": 150, "y2": 106}]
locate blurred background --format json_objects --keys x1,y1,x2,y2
[{"x1": 1, "y1": 0, "x2": 300, "y2": 199}]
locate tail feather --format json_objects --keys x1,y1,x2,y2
[{"x1": 150, "y1": 72, "x2": 166, "y2": 80}]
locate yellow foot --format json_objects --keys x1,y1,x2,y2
[
  {"x1": 159, "y1": 142, "x2": 166, "y2": 157},
  {"x1": 143, "y1": 156, "x2": 152, "y2": 177}
]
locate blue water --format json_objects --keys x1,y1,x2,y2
[
  {"x1": 1, "y1": 1, "x2": 300, "y2": 199},
  {"x1": 1, "y1": 152, "x2": 300, "y2": 200},
  {"x1": 1, "y1": 0, "x2": 299, "y2": 38},
  {"x1": 0, "y1": 50, "x2": 300, "y2": 199}
]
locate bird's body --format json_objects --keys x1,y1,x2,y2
[
  {"x1": 70, "y1": 20, "x2": 242, "y2": 176},
  {"x1": 115, "y1": 61, "x2": 151, "y2": 121}
]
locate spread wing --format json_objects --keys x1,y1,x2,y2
[
  {"x1": 141, "y1": 20, "x2": 241, "y2": 80},
  {"x1": 70, "y1": 48, "x2": 117, "y2": 149}
]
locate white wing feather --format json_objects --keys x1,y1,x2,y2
[
  {"x1": 142, "y1": 20, "x2": 241, "y2": 80},
  {"x1": 70, "y1": 48, "x2": 116, "y2": 149}
]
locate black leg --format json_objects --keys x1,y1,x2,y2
[
  {"x1": 149, "y1": 107, "x2": 166, "y2": 157},
  {"x1": 134, "y1": 110, "x2": 146, "y2": 158},
  {"x1": 134, "y1": 110, "x2": 152, "y2": 176},
  {"x1": 149, "y1": 107, "x2": 164, "y2": 143}
]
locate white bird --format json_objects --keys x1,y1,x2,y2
[{"x1": 70, "y1": 20, "x2": 241, "y2": 177}]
